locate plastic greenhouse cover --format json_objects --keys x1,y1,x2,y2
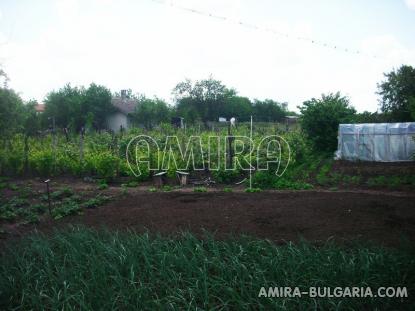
[{"x1": 336, "y1": 122, "x2": 415, "y2": 162}]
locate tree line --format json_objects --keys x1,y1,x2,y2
[{"x1": 1, "y1": 65, "x2": 415, "y2": 149}]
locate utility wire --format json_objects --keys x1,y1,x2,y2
[{"x1": 149, "y1": 0, "x2": 386, "y2": 60}]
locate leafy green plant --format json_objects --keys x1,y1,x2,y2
[
  {"x1": 50, "y1": 186, "x2": 74, "y2": 200},
  {"x1": 274, "y1": 179, "x2": 313, "y2": 190},
  {"x1": 193, "y1": 186, "x2": 207, "y2": 193},
  {"x1": 51, "y1": 200, "x2": 82, "y2": 220},
  {"x1": 245, "y1": 187, "x2": 262, "y2": 193},
  {"x1": 316, "y1": 161, "x2": 332, "y2": 186},
  {"x1": 223, "y1": 187, "x2": 233, "y2": 193},
  {"x1": 162, "y1": 185, "x2": 173, "y2": 192},
  {"x1": 148, "y1": 187, "x2": 157, "y2": 193},
  {"x1": 98, "y1": 182, "x2": 108, "y2": 190},
  {"x1": 82, "y1": 195, "x2": 110, "y2": 209},
  {"x1": 122, "y1": 180, "x2": 139, "y2": 188}
]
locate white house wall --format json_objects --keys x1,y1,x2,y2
[{"x1": 107, "y1": 112, "x2": 128, "y2": 132}]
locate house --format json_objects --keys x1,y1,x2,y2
[
  {"x1": 106, "y1": 90, "x2": 138, "y2": 132},
  {"x1": 34, "y1": 103, "x2": 45, "y2": 114}
]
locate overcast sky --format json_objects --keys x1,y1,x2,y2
[{"x1": 1, "y1": 0, "x2": 415, "y2": 112}]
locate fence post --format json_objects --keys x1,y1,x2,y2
[{"x1": 80, "y1": 127, "x2": 84, "y2": 168}]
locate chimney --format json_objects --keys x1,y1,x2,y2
[{"x1": 121, "y1": 89, "x2": 127, "y2": 100}]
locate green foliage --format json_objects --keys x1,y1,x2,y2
[
  {"x1": 273, "y1": 179, "x2": 313, "y2": 190},
  {"x1": 245, "y1": 187, "x2": 262, "y2": 193},
  {"x1": 122, "y1": 180, "x2": 139, "y2": 188},
  {"x1": 223, "y1": 187, "x2": 233, "y2": 192},
  {"x1": 50, "y1": 186, "x2": 74, "y2": 200},
  {"x1": 173, "y1": 77, "x2": 287, "y2": 123},
  {"x1": 30, "y1": 149, "x2": 54, "y2": 176},
  {"x1": 299, "y1": 92, "x2": 356, "y2": 153},
  {"x1": 131, "y1": 96, "x2": 170, "y2": 129},
  {"x1": 0, "y1": 87, "x2": 25, "y2": 137},
  {"x1": 252, "y1": 99, "x2": 287, "y2": 122},
  {"x1": 367, "y1": 175, "x2": 415, "y2": 188},
  {"x1": 251, "y1": 171, "x2": 277, "y2": 189},
  {"x1": 82, "y1": 195, "x2": 110, "y2": 209},
  {"x1": 86, "y1": 152, "x2": 119, "y2": 181},
  {"x1": 0, "y1": 197, "x2": 43, "y2": 223},
  {"x1": 316, "y1": 161, "x2": 333, "y2": 186},
  {"x1": 162, "y1": 185, "x2": 173, "y2": 192},
  {"x1": 51, "y1": 200, "x2": 82, "y2": 220},
  {"x1": 43, "y1": 83, "x2": 113, "y2": 130},
  {"x1": 97, "y1": 182, "x2": 108, "y2": 190},
  {"x1": 193, "y1": 186, "x2": 207, "y2": 192},
  {"x1": 211, "y1": 168, "x2": 241, "y2": 184},
  {"x1": 1, "y1": 228, "x2": 414, "y2": 309},
  {"x1": 377, "y1": 65, "x2": 415, "y2": 122},
  {"x1": 148, "y1": 187, "x2": 157, "y2": 192}
]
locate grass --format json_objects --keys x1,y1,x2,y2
[{"x1": 0, "y1": 227, "x2": 413, "y2": 310}]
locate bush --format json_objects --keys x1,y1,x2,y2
[{"x1": 299, "y1": 92, "x2": 356, "y2": 153}]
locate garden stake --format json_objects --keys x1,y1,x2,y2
[{"x1": 44, "y1": 179, "x2": 52, "y2": 217}]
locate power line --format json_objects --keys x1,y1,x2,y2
[{"x1": 149, "y1": 0, "x2": 385, "y2": 60}]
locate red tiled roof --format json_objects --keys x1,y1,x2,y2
[
  {"x1": 35, "y1": 104, "x2": 45, "y2": 112},
  {"x1": 111, "y1": 97, "x2": 137, "y2": 115}
]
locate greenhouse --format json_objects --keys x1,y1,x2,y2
[{"x1": 336, "y1": 122, "x2": 415, "y2": 162}]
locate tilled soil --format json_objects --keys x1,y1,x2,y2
[{"x1": 5, "y1": 190, "x2": 415, "y2": 246}]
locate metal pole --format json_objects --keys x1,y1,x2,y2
[{"x1": 44, "y1": 179, "x2": 52, "y2": 217}]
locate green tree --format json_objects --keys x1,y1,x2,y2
[
  {"x1": 0, "y1": 87, "x2": 25, "y2": 137},
  {"x1": 43, "y1": 84, "x2": 84, "y2": 130},
  {"x1": 299, "y1": 92, "x2": 356, "y2": 153},
  {"x1": 83, "y1": 83, "x2": 113, "y2": 129},
  {"x1": 43, "y1": 83, "x2": 113, "y2": 131},
  {"x1": 173, "y1": 77, "x2": 235, "y2": 124},
  {"x1": 352, "y1": 111, "x2": 386, "y2": 123},
  {"x1": 223, "y1": 96, "x2": 253, "y2": 122},
  {"x1": 132, "y1": 97, "x2": 170, "y2": 129},
  {"x1": 252, "y1": 99, "x2": 286, "y2": 122},
  {"x1": 377, "y1": 65, "x2": 415, "y2": 121}
]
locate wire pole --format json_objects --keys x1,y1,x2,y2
[{"x1": 249, "y1": 115, "x2": 253, "y2": 190}]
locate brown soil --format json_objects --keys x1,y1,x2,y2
[{"x1": 4, "y1": 190, "x2": 415, "y2": 246}]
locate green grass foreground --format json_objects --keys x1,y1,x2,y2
[{"x1": 0, "y1": 227, "x2": 414, "y2": 310}]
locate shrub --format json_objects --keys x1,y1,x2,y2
[{"x1": 299, "y1": 92, "x2": 356, "y2": 153}]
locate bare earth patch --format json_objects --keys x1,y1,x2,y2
[{"x1": 4, "y1": 190, "x2": 415, "y2": 246}]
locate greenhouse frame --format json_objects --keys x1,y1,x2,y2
[{"x1": 336, "y1": 122, "x2": 415, "y2": 162}]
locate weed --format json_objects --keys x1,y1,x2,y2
[
  {"x1": 245, "y1": 187, "x2": 262, "y2": 193},
  {"x1": 50, "y1": 186, "x2": 74, "y2": 200},
  {"x1": 82, "y1": 195, "x2": 110, "y2": 209},
  {"x1": 223, "y1": 187, "x2": 233, "y2": 193},
  {"x1": 51, "y1": 201, "x2": 82, "y2": 220},
  {"x1": 316, "y1": 161, "x2": 332, "y2": 186},
  {"x1": 162, "y1": 185, "x2": 173, "y2": 192},
  {"x1": 193, "y1": 186, "x2": 207, "y2": 193},
  {"x1": 98, "y1": 183, "x2": 109, "y2": 190},
  {"x1": 123, "y1": 180, "x2": 139, "y2": 188}
]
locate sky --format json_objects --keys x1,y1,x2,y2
[{"x1": 0, "y1": 0, "x2": 415, "y2": 113}]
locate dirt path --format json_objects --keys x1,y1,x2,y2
[{"x1": 5, "y1": 191, "x2": 415, "y2": 246}]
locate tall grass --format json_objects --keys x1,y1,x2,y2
[{"x1": 0, "y1": 227, "x2": 413, "y2": 310}]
